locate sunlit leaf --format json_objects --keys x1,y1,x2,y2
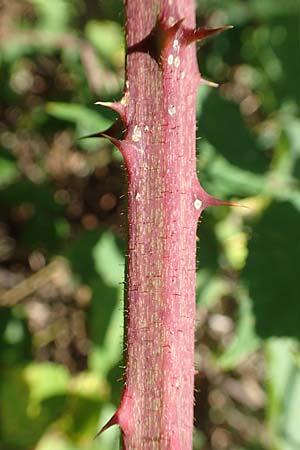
[{"x1": 266, "y1": 338, "x2": 300, "y2": 450}]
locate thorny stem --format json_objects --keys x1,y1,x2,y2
[{"x1": 96, "y1": 1, "x2": 232, "y2": 449}]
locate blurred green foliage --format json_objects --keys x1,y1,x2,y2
[{"x1": 0, "y1": 1, "x2": 300, "y2": 450}]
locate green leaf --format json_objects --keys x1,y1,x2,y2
[
  {"x1": 199, "y1": 91, "x2": 268, "y2": 174},
  {"x1": 96, "y1": 404, "x2": 121, "y2": 450},
  {"x1": 218, "y1": 292, "x2": 260, "y2": 370},
  {"x1": 65, "y1": 232, "x2": 124, "y2": 376},
  {"x1": 36, "y1": 435, "x2": 79, "y2": 450},
  {"x1": 90, "y1": 232, "x2": 124, "y2": 375},
  {"x1": 243, "y1": 201, "x2": 300, "y2": 339},
  {"x1": 197, "y1": 140, "x2": 265, "y2": 199},
  {"x1": 0, "y1": 308, "x2": 32, "y2": 365},
  {"x1": 266, "y1": 338, "x2": 300, "y2": 450},
  {"x1": 46, "y1": 102, "x2": 111, "y2": 138},
  {"x1": 0, "y1": 151, "x2": 19, "y2": 187},
  {"x1": 29, "y1": 0, "x2": 75, "y2": 32},
  {"x1": 0, "y1": 366, "x2": 67, "y2": 448},
  {"x1": 0, "y1": 181, "x2": 59, "y2": 211},
  {"x1": 24, "y1": 362, "x2": 70, "y2": 403},
  {"x1": 0, "y1": 181, "x2": 64, "y2": 249},
  {"x1": 85, "y1": 20, "x2": 124, "y2": 66},
  {"x1": 92, "y1": 232, "x2": 125, "y2": 287}
]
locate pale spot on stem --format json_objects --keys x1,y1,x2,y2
[
  {"x1": 173, "y1": 39, "x2": 179, "y2": 50},
  {"x1": 132, "y1": 125, "x2": 142, "y2": 142},
  {"x1": 194, "y1": 199, "x2": 202, "y2": 210},
  {"x1": 168, "y1": 54, "x2": 174, "y2": 65},
  {"x1": 168, "y1": 105, "x2": 176, "y2": 116},
  {"x1": 121, "y1": 91, "x2": 129, "y2": 106},
  {"x1": 174, "y1": 56, "x2": 180, "y2": 68}
]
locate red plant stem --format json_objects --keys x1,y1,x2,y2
[
  {"x1": 97, "y1": 0, "x2": 231, "y2": 448},
  {"x1": 122, "y1": 1, "x2": 199, "y2": 449}
]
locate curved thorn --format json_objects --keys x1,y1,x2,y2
[
  {"x1": 169, "y1": 17, "x2": 185, "y2": 33},
  {"x1": 84, "y1": 120, "x2": 125, "y2": 141},
  {"x1": 94, "y1": 412, "x2": 119, "y2": 439},
  {"x1": 78, "y1": 131, "x2": 102, "y2": 140},
  {"x1": 78, "y1": 130, "x2": 122, "y2": 149},
  {"x1": 195, "y1": 182, "x2": 247, "y2": 211},
  {"x1": 184, "y1": 25, "x2": 233, "y2": 45},
  {"x1": 100, "y1": 132, "x2": 121, "y2": 147},
  {"x1": 127, "y1": 16, "x2": 185, "y2": 65},
  {"x1": 159, "y1": 17, "x2": 185, "y2": 58},
  {"x1": 205, "y1": 196, "x2": 249, "y2": 209},
  {"x1": 164, "y1": 17, "x2": 185, "y2": 46},
  {"x1": 200, "y1": 77, "x2": 219, "y2": 88},
  {"x1": 94, "y1": 390, "x2": 134, "y2": 440},
  {"x1": 79, "y1": 119, "x2": 125, "y2": 146},
  {"x1": 95, "y1": 100, "x2": 127, "y2": 121}
]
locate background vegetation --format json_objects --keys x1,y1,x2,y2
[{"x1": 0, "y1": 1, "x2": 299, "y2": 449}]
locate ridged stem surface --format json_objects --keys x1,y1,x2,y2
[{"x1": 122, "y1": 1, "x2": 201, "y2": 449}]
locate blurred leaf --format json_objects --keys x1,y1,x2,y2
[
  {"x1": 250, "y1": 17, "x2": 300, "y2": 108},
  {"x1": 193, "y1": 428, "x2": 206, "y2": 450},
  {"x1": 60, "y1": 394, "x2": 103, "y2": 442},
  {"x1": 243, "y1": 201, "x2": 300, "y2": 339},
  {"x1": 0, "y1": 308, "x2": 32, "y2": 365},
  {"x1": 0, "y1": 181, "x2": 64, "y2": 250},
  {"x1": 196, "y1": 0, "x2": 298, "y2": 25},
  {"x1": 197, "y1": 272, "x2": 231, "y2": 309},
  {"x1": 89, "y1": 298, "x2": 123, "y2": 378},
  {"x1": 218, "y1": 292, "x2": 260, "y2": 370},
  {"x1": 56, "y1": 373, "x2": 106, "y2": 443},
  {"x1": 266, "y1": 338, "x2": 300, "y2": 450},
  {"x1": 92, "y1": 232, "x2": 125, "y2": 287},
  {"x1": 36, "y1": 434, "x2": 79, "y2": 450},
  {"x1": 65, "y1": 231, "x2": 100, "y2": 283},
  {"x1": 65, "y1": 232, "x2": 124, "y2": 376},
  {"x1": 29, "y1": 0, "x2": 75, "y2": 32},
  {"x1": 199, "y1": 91, "x2": 268, "y2": 174},
  {"x1": 0, "y1": 180, "x2": 59, "y2": 211},
  {"x1": 90, "y1": 232, "x2": 124, "y2": 375},
  {"x1": 0, "y1": 150, "x2": 19, "y2": 187},
  {"x1": 198, "y1": 140, "x2": 266, "y2": 199},
  {"x1": 281, "y1": 117, "x2": 300, "y2": 180},
  {"x1": 0, "y1": 367, "x2": 66, "y2": 448},
  {"x1": 197, "y1": 215, "x2": 220, "y2": 272},
  {"x1": 46, "y1": 102, "x2": 112, "y2": 138},
  {"x1": 216, "y1": 214, "x2": 248, "y2": 270},
  {"x1": 24, "y1": 362, "x2": 70, "y2": 403},
  {"x1": 85, "y1": 20, "x2": 124, "y2": 66},
  {"x1": 69, "y1": 371, "x2": 107, "y2": 400},
  {"x1": 96, "y1": 404, "x2": 121, "y2": 450},
  {"x1": 36, "y1": 432, "x2": 111, "y2": 450}
]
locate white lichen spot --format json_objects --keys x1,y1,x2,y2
[
  {"x1": 174, "y1": 56, "x2": 180, "y2": 68},
  {"x1": 175, "y1": 380, "x2": 180, "y2": 389},
  {"x1": 168, "y1": 16, "x2": 175, "y2": 26},
  {"x1": 194, "y1": 199, "x2": 203, "y2": 210},
  {"x1": 121, "y1": 91, "x2": 129, "y2": 106},
  {"x1": 135, "y1": 193, "x2": 141, "y2": 201},
  {"x1": 181, "y1": 70, "x2": 186, "y2": 79},
  {"x1": 168, "y1": 0, "x2": 173, "y2": 4},
  {"x1": 132, "y1": 125, "x2": 142, "y2": 142},
  {"x1": 173, "y1": 39, "x2": 179, "y2": 50},
  {"x1": 168, "y1": 105, "x2": 176, "y2": 116},
  {"x1": 168, "y1": 54, "x2": 174, "y2": 65},
  {"x1": 144, "y1": 125, "x2": 149, "y2": 132}
]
